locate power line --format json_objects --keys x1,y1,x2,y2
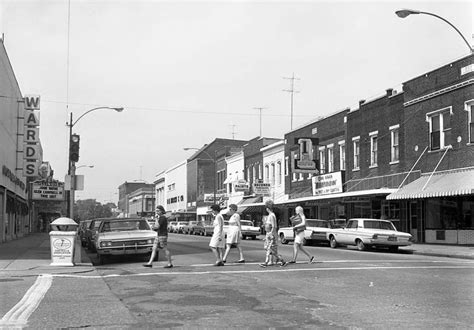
[{"x1": 283, "y1": 73, "x2": 300, "y2": 130}]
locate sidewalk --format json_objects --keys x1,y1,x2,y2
[
  {"x1": 0, "y1": 232, "x2": 95, "y2": 277},
  {"x1": 0, "y1": 233, "x2": 473, "y2": 277}
]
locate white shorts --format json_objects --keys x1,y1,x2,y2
[{"x1": 294, "y1": 231, "x2": 305, "y2": 245}]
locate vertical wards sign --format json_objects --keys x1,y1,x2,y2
[
  {"x1": 24, "y1": 95, "x2": 41, "y2": 110},
  {"x1": 23, "y1": 95, "x2": 41, "y2": 177}
]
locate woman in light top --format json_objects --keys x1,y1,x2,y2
[
  {"x1": 290, "y1": 205, "x2": 315, "y2": 264},
  {"x1": 222, "y1": 204, "x2": 245, "y2": 263},
  {"x1": 209, "y1": 204, "x2": 225, "y2": 266}
]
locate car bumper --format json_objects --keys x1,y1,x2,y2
[
  {"x1": 241, "y1": 231, "x2": 259, "y2": 236},
  {"x1": 365, "y1": 238, "x2": 412, "y2": 247},
  {"x1": 97, "y1": 246, "x2": 153, "y2": 255}
]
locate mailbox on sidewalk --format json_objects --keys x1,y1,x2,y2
[{"x1": 49, "y1": 217, "x2": 78, "y2": 266}]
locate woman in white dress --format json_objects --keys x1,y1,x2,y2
[
  {"x1": 222, "y1": 204, "x2": 245, "y2": 263},
  {"x1": 209, "y1": 204, "x2": 225, "y2": 266}
]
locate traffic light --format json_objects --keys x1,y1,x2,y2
[{"x1": 70, "y1": 134, "x2": 80, "y2": 162}]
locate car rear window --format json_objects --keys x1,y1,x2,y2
[
  {"x1": 101, "y1": 220, "x2": 150, "y2": 232},
  {"x1": 240, "y1": 221, "x2": 253, "y2": 226},
  {"x1": 306, "y1": 220, "x2": 329, "y2": 228},
  {"x1": 364, "y1": 220, "x2": 395, "y2": 230}
]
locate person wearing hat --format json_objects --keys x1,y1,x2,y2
[
  {"x1": 209, "y1": 204, "x2": 225, "y2": 266},
  {"x1": 144, "y1": 205, "x2": 173, "y2": 268},
  {"x1": 222, "y1": 204, "x2": 245, "y2": 263}
]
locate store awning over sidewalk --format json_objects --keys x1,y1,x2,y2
[
  {"x1": 237, "y1": 196, "x2": 264, "y2": 213},
  {"x1": 387, "y1": 167, "x2": 474, "y2": 200},
  {"x1": 279, "y1": 188, "x2": 396, "y2": 205}
]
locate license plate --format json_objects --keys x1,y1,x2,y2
[{"x1": 388, "y1": 236, "x2": 397, "y2": 241}]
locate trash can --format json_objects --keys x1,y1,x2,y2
[{"x1": 49, "y1": 217, "x2": 78, "y2": 267}]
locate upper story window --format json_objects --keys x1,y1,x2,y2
[
  {"x1": 246, "y1": 167, "x2": 250, "y2": 182},
  {"x1": 277, "y1": 161, "x2": 282, "y2": 185},
  {"x1": 252, "y1": 165, "x2": 256, "y2": 182},
  {"x1": 284, "y1": 157, "x2": 289, "y2": 176},
  {"x1": 327, "y1": 144, "x2": 334, "y2": 173},
  {"x1": 265, "y1": 164, "x2": 270, "y2": 183},
  {"x1": 369, "y1": 131, "x2": 378, "y2": 167},
  {"x1": 338, "y1": 141, "x2": 345, "y2": 171},
  {"x1": 427, "y1": 107, "x2": 452, "y2": 151},
  {"x1": 319, "y1": 147, "x2": 326, "y2": 174},
  {"x1": 390, "y1": 125, "x2": 400, "y2": 163},
  {"x1": 271, "y1": 163, "x2": 275, "y2": 185},
  {"x1": 352, "y1": 136, "x2": 360, "y2": 170},
  {"x1": 466, "y1": 100, "x2": 474, "y2": 144}
]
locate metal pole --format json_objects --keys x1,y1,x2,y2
[
  {"x1": 67, "y1": 112, "x2": 73, "y2": 218},
  {"x1": 213, "y1": 150, "x2": 217, "y2": 204}
]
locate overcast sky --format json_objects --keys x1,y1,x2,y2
[{"x1": 1, "y1": 0, "x2": 472, "y2": 203}]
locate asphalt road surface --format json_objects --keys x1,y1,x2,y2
[{"x1": 6, "y1": 233, "x2": 474, "y2": 329}]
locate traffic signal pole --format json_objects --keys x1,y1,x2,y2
[{"x1": 67, "y1": 112, "x2": 73, "y2": 218}]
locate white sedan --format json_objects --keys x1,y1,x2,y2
[{"x1": 327, "y1": 218, "x2": 413, "y2": 252}]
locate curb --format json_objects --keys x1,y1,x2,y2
[{"x1": 412, "y1": 251, "x2": 474, "y2": 260}]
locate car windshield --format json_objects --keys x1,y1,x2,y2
[
  {"x1": 240, "y1": 221, "x2": 253, "y2": 226},
  {"x1": 329, "y1": 219, "x2": 346, "y2": 228},
  {"x1": 101, "y1": 220, "x2": 150, "y2": 232},
  {"x1": 306, "y1": 220, "x2": 329, "y2": 228},
  {"x1": 364, "y1": 220, "x2": 396, "y2": 231}
]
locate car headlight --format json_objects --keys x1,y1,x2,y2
[
  {"x1": 147, "y1": 239, "x2": 153, "y2": 244},
  {"x1": 372, "y1": 234, "x2": 378, "y2": 239},
  {"x1": 100, "y1": 241, "x2": 112, "y2": 247}
]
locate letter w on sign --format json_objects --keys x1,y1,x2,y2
[{"x1": 24, "y1": 95, "x2": 41, "y2": 110}]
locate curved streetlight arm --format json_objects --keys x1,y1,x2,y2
[
  {"x1": 396, "y1": 9, "x2": 473, "y2": 53},
  {"x1": 183, "y1": 147, "x2": 214, "y2": 161},
  {"x1": 71, "y1": 106, "x2": 124, "y2": 127}
]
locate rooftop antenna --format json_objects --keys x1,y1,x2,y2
[
  {"x1": 283, "y1": 73, "x2": 300, "y2": 130},
  {"x1": 229, "y1": 124, "x2": 237, "y2": 139},
  {"x1": 253, "y1": 107, "x2": 267, "y2": 137}
]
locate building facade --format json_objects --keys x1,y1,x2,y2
[
  {"x1": 127, "y1": 185, "x2": 155, "y2": 217},
  {"x1": 387, "y1": 54, "x2": 474, "y2": 244}
]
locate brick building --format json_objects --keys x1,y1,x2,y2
[{"x1": 387, "y1": 53, "x2": 474, "y2": 244}]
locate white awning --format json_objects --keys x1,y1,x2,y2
[
  {"x1": 277, "y1": 188, "x2": 396, "y2": 205},
  {"x1": 387, "y1": 167, "x2": 474, "y2": 200}
]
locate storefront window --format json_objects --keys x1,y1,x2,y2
[{"x1": 426, "y1": 198, "x2": 459, "y2": 229}]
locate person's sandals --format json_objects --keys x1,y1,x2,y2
[
  {"x1": 143, "y1": 264, "x2": 152, "y2": 268},
  {"x1": 288, "y1": 260, "x2": 296, "y2": 264},
  {"x1": 280, "y1": 261, "x2": 288, "y2": 267},
  {"x1": 259, "y1": 263, "x2": 268, "y2": 268},
  {"x1": 164, "y1": 264, "x2": 173, "y2": 268},
  {"x1": 309, "y1": 256, "x2": 315, "y2": 264},
  {"x1": 214, "y1": 261, "x2": 224, "y2": 266},
  {"x1": 236, "y1": 259, "x2": 245, "y2": 263}
]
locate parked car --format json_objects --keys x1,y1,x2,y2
[
  {"x1": 190, "y1": 221, "x2": 206, "y2": 235},
  {"x1": 85, "y1": 219, "x2": 103, "y2": 252},
  {"x1": 94, "y1": 217, "x2": 156, "y2": 265},
  {"x1": 182, "y1": 221, "x2": 197, "y2": 234},
  {"x1": 278, "y1": 219, "x2": 332, "y2": 245},
  {"x1": 78, "y1": 220, "x2": 92, "y2": 247},
  {"x1": 203, "y1": 221, "x2": 214, "y2": 236},
  {"x1": 168, "y1": 221, "x2": 178, "y2": 233},
  {"x1": 327, "y1": 218, "x2": 413, "y2": 252},
  {"x1": 175, "y1": 221, "x2": 187, "y2": 233},
  {"x1": 240, "y1": 220, "x2": 260, "y2": 240}
]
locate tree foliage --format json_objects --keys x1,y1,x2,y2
[{"x1": 74, "y1": 199, "x2": 113, "y2": 221}]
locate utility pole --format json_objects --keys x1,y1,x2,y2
[
  {"x1": 229, "y1": 124, "x2": 237, "y2": 139},
  {"x1": 253, "y1": 107, "x2": 266, "y2": 137},
  {"x1": 283, "y1": 73, "x2": 300, "y2": 130}
]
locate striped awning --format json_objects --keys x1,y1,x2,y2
[{"x1": 387, "y1": 167, "x2": 474, "y2": 200}]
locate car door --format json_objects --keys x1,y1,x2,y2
[{"x1": 338, "y1": 220, "x2": 358, "y2": 244}]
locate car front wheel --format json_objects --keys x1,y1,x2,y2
[
  {"x1": 280, "y1": 233, "x2": 288, "y2": 244},
  {"x1": 329, "y1": 236, "x2": 338, "y2": 248},
  {"x1": 356, "y1": 239, "x2": 366, "y2": 251}
]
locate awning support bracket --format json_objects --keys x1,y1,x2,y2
[
  {"x1": 398, "y1": 146, "x2": 428, "y2": 189},
  {"x1": 422, "y1": 145, "x2": 452, "y2": 191}
]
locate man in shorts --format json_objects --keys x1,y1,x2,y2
[{"x1": 144, "y1": 205, "x2": 173, "y2": 268}]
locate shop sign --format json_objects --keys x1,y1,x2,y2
[
  {"x1": 234, "y1": 180, "x2": 249, "y2": 192},
  {"x1": 32, "y1": 179, "x2": 65, "y2": 201},
  {"x1": 253, "y1": 182, "x2": 271, "y2": 196},
  {"x1": 204, "y1": 193, "x2": 228, "y2": 202},
  {"x1": 312, "y1": 171, "x2": 343, "y2": 196},
  {"x1": 291, "y1": 137, "x2": 319, "y2": 173}
]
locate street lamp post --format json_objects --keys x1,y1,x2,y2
[
  {"x1": 184, "y1": 147, "x2": 217, "y2": 204},
  {"x1": 66, "y1": 107, "x2": 123, "y2": 218},
  {"x1": 395, "y1": 9, "x2": 473, "y2": 53}
]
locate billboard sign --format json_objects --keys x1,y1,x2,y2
[{"x1": 32, "y1": 179, "x2": 65, "y2": 201}]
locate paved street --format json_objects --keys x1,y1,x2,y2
[{"x1": 2, "y1": 233, "x2": 473, "y2": 329}]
